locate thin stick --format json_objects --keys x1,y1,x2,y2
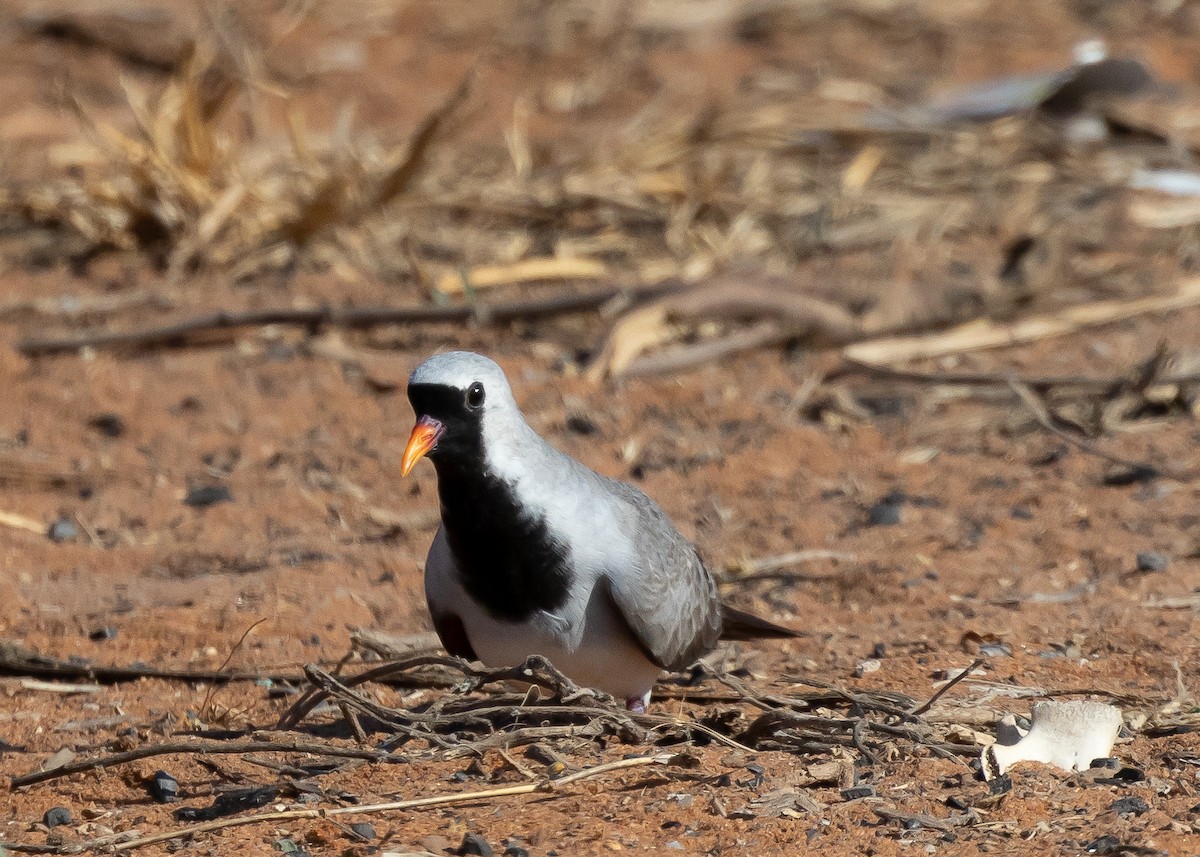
[
  {"x1": 0, "y1": 510, "x2": 45, "y2": 535},
  {"x1": 1006, "y1": 378, "x2": 1189, "y2": 479},
  {"x1": 435, "y1": 257, "x2": 608, "y2": 296},
  {"x1": 620, "y1": 321, "x2": 785, "y2": 377},
  {"x1": 909, "y1": 658, "x2": 985, "y2": 717},
  {"x1": 840, "y1": 360, "x2": 1200, "y2": 392},
  {"x1": 0, "y1": 640, "x2": 304, "y2": 686},
  {"x1": 844, "y1": 277, "x2": 1200, "y2": 365},
  {"x1": 10, "y1": 739, "x2": 391, "y2": 789},
  {"x1": 199, "y1": 618, "x2": 267, "y2": 721},
  {"x1": 18, "y1": 282, "x2": 688, "y2": 357},
  {"x1": 102, "y1": 754, "x2": 671, "y2": 853}
]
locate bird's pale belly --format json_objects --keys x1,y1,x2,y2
[{"x1": 457, "y1": 589, "x2": 664, "y2": 702}]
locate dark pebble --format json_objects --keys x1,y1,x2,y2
[
  {"x1": 1031, "y1": 445, "x2": 1069, "y2": 466},
  {"x1": 174, "y1": 786, "x2": 278, "y2": 821},
  {"x1": 840, "y1": 785, "x2": 876, "y2": 800},
  {"x1": 1010, "y1": 506, "x2": 1034, "y2": 521},
  {"x1": 183, "y1": 485, "x2": 232, "y2": 508},
  {"x1": 987, "y1": 774, "x2": 1012, "y2": 795},
  {"x1": 1110, "y1": 796, "x2": 1149, "y2": 816},
  {"x1": 88, "y1": 413, "x2": 125, "y2": 438},
  {"x1": 459, "y1": 832, "x2": 493, "y2": 856},
  {"x1": 43, "y1": 806, "x2": 72, "y2": 828},
  {"x1": 1101, "y1": 464, "x2": 1158, "y2": 486},
  {"x1": 739, "y1": 762, "x2": 766, "y2": 788},
  {"x1": 148, "y1": 770, "x2": 180, "y2": 803},
  {"x1": 565, "y1": 415, "x2": 599, "y2": 435},
  {"x1": 47, "y1": 518, "x2": 78, "y2": 543},
  {"x1": 1114, "y1": 766, "x2": 1146, "y2": 782},
  {"x1": 859, "y1": 394, "x2": 907, "y2": 417},
  {"x1": 1135, "y1": 551, "x2": 1169, "y2": 572},
  {"x1": 349, "y1": 822, "x2": 376, "y2": 841},
  {"x1": 945, "y1": 795, "x2": 969, "y2": 811},
  {"x1": 1089, "y1": 757, "x2": 1120, "y2": 770},
  {"x1": 866, "y1": 500, "x2": 902, "y2": 527},
  {"x1": 1085, "y1": 834, "x2": 1122, "y2": 854},
  {"x1": 1094, "y1": 766, "x2": 1146, "y2": 785},
  {"x1": 89, "y1": 627, "x2": 118, "y2": 642},
  {"x1": 503, "y1": 847, "x2": 530, "y2": 857}
]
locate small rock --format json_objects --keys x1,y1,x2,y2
[
  {"x1": 459, "y1": 833, "x2": 493, "y2": 856},
  {"x1": 89, "y1": 627, "x2": 118, "y2": 642},
  {"x1": 866, "y1": 499, "x2": 902, "y2": 527},
  {"x1": 349, "y1": 822, "x2": 376, "y2": 841},
  {"x1": 1110, "y1": 796, "x2": 1149, "y2": 817},
  {"x1": 43, "y1": 807, "x2": 72, "y2": 828},
  {"x1": 148, "y1": 770, "x2": 179, "y2": 803},
  {"x1": 1101, "y1": 464, "x2": 1157, "y2": 486},
  {"x1": 1103, "y1": 766, "x2": 1146, "y2": 784},
  {"x1": 47, "y1": 518, "x2": 78, "y2": 543},
  {"x1": 502, "y1": 847, "x2": 530, "y2": 857},
  {"x1": 854, "y1": 659, "x2": 882, "y2": 677},
  {"x1": 665, "y1": 842, "x2": 684, "y2": 850},
  {"x1": 1089, "y1": 757, "x2": 1120, "y2": 770},
  {"x1": 1010, "y1": 506, "x2": 1034, "y2": 521},
  {"x1": 1135, "y1": 551, "x2": 1169, "y2": 572},
  {"x1": 420, "y1": 835, "x2": 452, "y2": 853},
  {"x1": 184, "y1": 485, "x2": 232, "y2": 508},
  {"x1": 840, "y1": 785, "x2": 876, "y2": 800},
  {"x1": 87, "y1": 413, "x2": 125, "y2": 438},
  {"x1": 1085, "y1": 834, "x2": 1123, "y2": 855},
  {"x1": 566, "y1": 415, "x2": 599, "y2": 435}
]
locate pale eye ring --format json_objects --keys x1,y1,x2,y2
[{"x1": 466, "y1": 382, "x2": 485, "y2": 409}]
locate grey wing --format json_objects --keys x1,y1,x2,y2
[{"x1": 600, "y1": 485, "x2": 723, "y2": 672}]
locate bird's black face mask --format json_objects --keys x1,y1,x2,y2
[{"x1": 401, "y1": 382, "x2": 485, "y2": 476}]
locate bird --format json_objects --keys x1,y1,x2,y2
[{"x1": 400, "y1": 351, "x2": 799, "y2": 711}]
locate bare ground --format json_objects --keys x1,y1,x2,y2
[{"x1": 2, "y1": 1, "x2": 1200, "y2": 855}]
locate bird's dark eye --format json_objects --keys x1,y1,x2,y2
[{"x1": 465, "y1": 382, "x2": 485, "y2": 409}]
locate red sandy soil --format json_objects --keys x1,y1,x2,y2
[{"x1": 2, "y1": 1, "x2": 1200, "y2": 854}]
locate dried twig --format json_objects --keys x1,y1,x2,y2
[
  {"x1": 18, "y1": 282, "x2": 686, "y2": 356},
  {"x1": 0, "y1": 510, "x2": 45, "y2": 536},
  {"x1": 840, "y1": 360, "x2": 1200, "y2": 392},
  {"x1": 435, "y1": 257, "x2": 609, "y2": 296},
  {"x1": 844, "y1": 277, "x2": 1200, "y2": 366},
  {"x1": 32, "y1": 754, "x2": 675, "y2": 854},
  {"x1": 589, "y1": 277, "x2": 862, "y2": 379},
  {"x1": 909, "y1": 658, "x2": 985, "y2": 716},
  {"x1": 0, "y1": 640, "x2": 304, "y2": 686},
  {"x1": 10, "y1": 738, "x2": 392, "y2": 789},
  {"x1": 1007, "y1": 378, "x2": 1193, "y2": 480}
]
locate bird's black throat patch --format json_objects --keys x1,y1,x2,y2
[{"x1": 408, "y1": 382, "x2": 573, "y2": 622}]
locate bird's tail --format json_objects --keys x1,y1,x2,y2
[{"x1": 720, "y1": 604, "x2": 802, "y2": 641}]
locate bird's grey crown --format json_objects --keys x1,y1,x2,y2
[{"x1": 409, "y1": 351, "x2": 513, "y2": 393}]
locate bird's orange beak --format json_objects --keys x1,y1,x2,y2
[{"x1": 400, "y1": 416, "x2": 444, "y2": 477}]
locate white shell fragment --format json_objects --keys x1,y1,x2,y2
[{"x1": 982, "y1": 701, "x2": 1123, "y2": 780}]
